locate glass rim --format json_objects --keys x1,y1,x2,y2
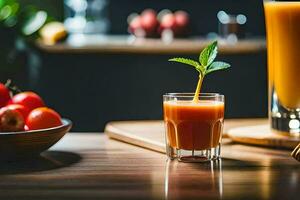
[
  {"x1": 163, "y1": 93, "x2": 224, "y2": 98},
  {"x1": 263, "y1": 0, "x2": 300, "y2": 3}
]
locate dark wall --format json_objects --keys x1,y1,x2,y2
[{"x1": 0, "y1": 28, "x2": 28, "y2": 87}]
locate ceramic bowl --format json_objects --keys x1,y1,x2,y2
[{"x1": 0, "y1": 118, "x2": 72, "y2": 160}]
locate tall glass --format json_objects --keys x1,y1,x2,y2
[
  {"x1": 163, "y1": 93, "x2": 224, "y2": 162},
  {"x1": 264, "y1": 0, "x2": 300, "y2": 136}
]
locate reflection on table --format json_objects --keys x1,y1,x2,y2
[{"x1": 165, "y1": 160, "x2": 223, "y2": 199}]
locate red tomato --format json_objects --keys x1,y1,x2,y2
[
  {"x1": 0, "y1": 106, "x2": 25, "y2": 132},
  {"x1": 5, "y1": 104, "x2": 30, "y2": 120},
  {"x1": 10, "y1": 92, "x2": 45, "y2": 112},
  {"x1": 26, "y1": 107, "x2": 62, "y2": 130},
  {"x1": 0, "y1": 83, "x2": 11, "y2": 108}
]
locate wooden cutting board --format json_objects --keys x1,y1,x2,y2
[
  {"x1": 227, "y1": 124, "x2": 300, "y2": 149},
  {"x1": 104, "y1": 118, "x2": 272, "y2": 153}
]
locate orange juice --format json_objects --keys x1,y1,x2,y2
[
  {"x1": 163, "y1": 100, "x2": 224, "y2": 150},
  {"x1": 265, "y1": 2, "x2": 300, "y2": 109}
]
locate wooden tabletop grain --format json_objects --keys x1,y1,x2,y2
[{"x1": 0, "y1": 131, "x2": 299, "y2": 200}]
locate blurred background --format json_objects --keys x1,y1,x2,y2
[{"x1": 0, "y1": 0, "x2": 267, "y2": 131}]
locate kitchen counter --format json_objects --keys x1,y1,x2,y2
[
  {"x1": 0, "y1": 119, "x2": 298, "y2": 200},
  {"x1": 35, "y1": 35, "x2": 266, "y2": 55}
]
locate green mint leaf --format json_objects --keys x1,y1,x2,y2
[
  {"x1": 199, "y1": 41, "x2": 218, "y2": 67},
  {"x1": 205, "y1": 61, "x2": 230, "y2": 75},
  {"x1": 168, "y1": 58, "x2": 201, "y2": 71}
]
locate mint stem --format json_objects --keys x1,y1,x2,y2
[{"x1": 193, "y1": 73, "x2": 203, "y2": 103}]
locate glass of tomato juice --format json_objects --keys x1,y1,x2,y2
[{"x1": 163, "y1": 93, "x2": 225, "y2": 162}]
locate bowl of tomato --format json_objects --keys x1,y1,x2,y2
[
  {"x1": 0, "y1": 82, "x2": 72, "y2": 160},
  {"x1": 0, "y1": 118, "x2": 72, "y2": 160}
]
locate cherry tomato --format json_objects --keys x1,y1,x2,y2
[
  {"x1": 10, "y1": 92, "x2": 45, "y2": 112},
  {"x1": 26, "y1": 107, "x2": 62, "y2": 130},
  {"x1": 0, "y1": 83, "x2": 11, "y2": 108},
  {"x1": 5, "y1": 104, "x2": 30, "y2": 120}
]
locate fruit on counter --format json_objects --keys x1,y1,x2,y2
[
  {"x1": 174, "y1": 11, "x2": 190, "y2": 35},
  {"x1": 6, "y1": 104, "x2": 30, "y2": 120},
  {"x1": 158, "y1": 13, "x2": 177, "y2": 34},
  {"x1": 128, "y1": 9, "x2": 159, "y2": 37},
  {"x1": 39, "y1": 22, "x2": 67, "y2": 45},
  {"x1": 0, "y1": 107, "x2": 25, "y2": 132},
  {"x1": 158, "y1": 10, "x2": 190, "y2": 37},
  {"x1": 0, "y1": 83, "x2": 11, "y2": 108},
  {"x1": 128, "y1": 9, "x2": 190, "y2": 38},
  {"x1": 26, "y1": 107, "x2": 63, "y2": 130},
  {"x1": 140, "y1": 9, "x2": 159, "y2": 36},
  {"x1": 128, "y1": 15, "x2": 144, "y2": 37},
  {"x1": 9, "y1": 92, "x2": 45, "y2": 112}
]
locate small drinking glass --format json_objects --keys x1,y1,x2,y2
[{"x1": 163, "y1": 93, "x2": 225, "y2": 162}]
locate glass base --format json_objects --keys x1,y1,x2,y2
[
  {"x1": 270, "y1": 89, "x2": 300, "y2": 137},
  {"x1": 166, "y1": 144, "x2": 221, "y2": 163},
  {"x1": 272, "y1": 114, "x2": 300, "y2": 137}
]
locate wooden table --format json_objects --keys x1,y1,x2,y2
[{"x1": 0, "y1": 128, "x2": 299, "y2": 199}]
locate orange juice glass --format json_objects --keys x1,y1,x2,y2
[
  {"x1": 264, "y1": 1, "x2": 300, "y2": 136},
  {"x1": 163, "y1": 93, "x2": 224, "y2": 162}
]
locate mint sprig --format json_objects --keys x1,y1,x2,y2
[{"x1": 168, "y1": 40, "x2": 230, "y2": 102}]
